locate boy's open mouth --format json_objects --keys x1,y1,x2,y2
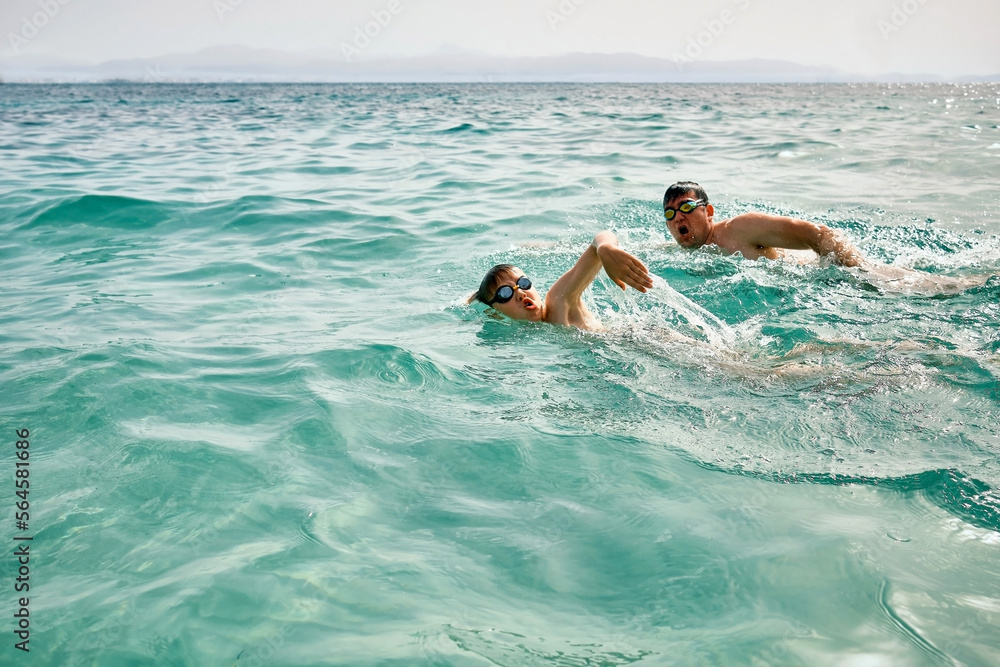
[{"x1": 523, "y1": 297, "x2": 537, "y2": 310}]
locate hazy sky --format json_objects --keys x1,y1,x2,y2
[{"x1": 2, "y1": 0, "x2": 998, "y2": 76}]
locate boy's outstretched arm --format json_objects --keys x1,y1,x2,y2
[
  {"x1": 548, "y1": 231, "x2": 652, "y2": 306},
  {"x1": 728, "y1": 213, "x2": 863, "y2": 267},
  {"x1": 593, "y1": 231, "x2": 653, "y2": 292}
]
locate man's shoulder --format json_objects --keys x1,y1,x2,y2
[
  {"x1": 724, "y1": 211, "x2": 778, "y2": 225},
  {"x1": 714, "y1": 213, "x2": 762, "y2": 239},
  {"x1": 710, "y1": 213, "x2": 782, "y2": 257},
  {"x1": 721, "y1": 212, "x2": 798, "y2": 239}
]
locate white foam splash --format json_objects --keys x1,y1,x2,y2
[{"x1": 643, "y1": 276, "x2": 737, "y2": 348}]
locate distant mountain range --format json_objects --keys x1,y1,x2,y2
[{"x1": 2, "y1": 46, "x2": 997, "y2": 83}]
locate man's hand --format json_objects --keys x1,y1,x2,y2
[
  {"x1": 596, "y1": 243, "x2": 653, "y2": 292},
  {"x1": 815, "y1": 227, "x2": 863, "y2": 267}
]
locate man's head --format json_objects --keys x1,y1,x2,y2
[
  {"x1": 474, "y1": 264, "x2": 544, "y2": 321},
  {"x1": 663, "y1": 180, "x2": 714, "y2": 249}
]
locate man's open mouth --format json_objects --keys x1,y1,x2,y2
[{"x1": 678, "y1": 225, "x2": 689, "y2": 236}]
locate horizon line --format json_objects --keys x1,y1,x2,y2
[{"x1": 3, "y1": 48, "x2": 998, "y2": 82}]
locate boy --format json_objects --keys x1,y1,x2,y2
[{"x1": 471, "y1": 231, "x2": 652, "y2": 331}]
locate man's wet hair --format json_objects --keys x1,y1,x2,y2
[
  {"x1": 472, "y1": 263, "x2": 517, "y2": 305},
  {"x1": 663, "y1": 181, "x2": 709, "y2": 209}
]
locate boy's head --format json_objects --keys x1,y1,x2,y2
[
  {"x1": 472, "y1": 264, "x2": 543, "y2": 321},
  {"x1": 662, "y1": 180, "x2": 714, "y2": 249},
  {"x1": 474, "y1": 264, "x2": 517, "y2": 305}
]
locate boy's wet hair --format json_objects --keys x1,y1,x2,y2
[
  {"x1": 663, "y1": 181, "x2": 709, "y2": 209},
  {"x1": 472, "y1": 263, "x2": 517, "y2": 305}
]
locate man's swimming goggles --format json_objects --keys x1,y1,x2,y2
[
  {"x1": 489, "y1": 276, "x2": 532, "y2": 305},
  {"x1": 664, "y1": 199, "x2": 706, "y2": 221}
]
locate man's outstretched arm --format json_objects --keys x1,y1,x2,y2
[{"x1": 728, "y1": 213, "x2": 863, "y2": 267}]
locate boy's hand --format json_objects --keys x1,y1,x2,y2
[{"x1": 597, "y1": 245, "x2": 653, "y2": 292}]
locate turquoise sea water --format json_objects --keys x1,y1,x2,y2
[{"x1": 1, "y1": 82, "x2": 1000, "y2": 665}]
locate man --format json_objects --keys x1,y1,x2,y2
[{"x1": 662, "y1": 181, "x2": 863, "y2": 266}]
